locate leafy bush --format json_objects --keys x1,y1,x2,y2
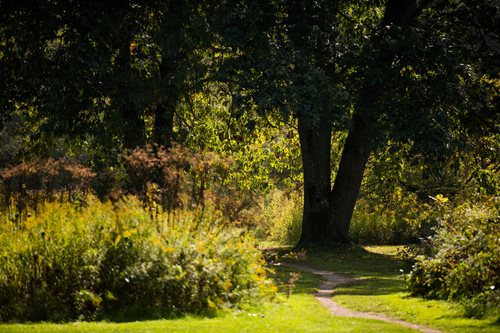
[
  {"x1": 350, "y1": 189, "x2": 437, "y2": 244},
  {"x1": 256, "y1": 189, "x2": 302, "y2": 246},
  {"x1": 406, "y1": 199, "x2": 499, "y2": 318},
  {"x1": 0, "y1": 197, "x2": 275, "y2": 322}
]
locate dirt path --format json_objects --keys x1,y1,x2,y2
[{"x1": 280, "y1": 262, "x2": 441, "y2": 333}]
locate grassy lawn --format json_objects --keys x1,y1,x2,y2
[
  {"x1": 1, "y1": 246, "x2": 498, "y2": 332},
  {"x1": 0, "y1": 267, "x2": 416, "y2": 333},
  {"x1": 299, "y1": 245, "x2": 500, "y2": 333}
]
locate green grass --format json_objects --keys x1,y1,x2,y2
[
  {"x1": 2, "y1": 246, "x2": 498, "y2": 332},
  {"x1": 0, "y1": 267, "x2": 416, "y2": 333},
  {"x1": 298, "y1": 245, "x2": 500, "y2": 333}
]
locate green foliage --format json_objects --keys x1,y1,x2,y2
[
  {"x1": 406, "y1": 199, "x2": 500, "y2": 318},
  {"x1": 177, "y1": 92, "x2": 303, "y2": 193},
  {"x1": 350, "y1": 189, "x2": 443, "y2": 245},
  {"x1": 0, "y1": 266, "x2": 419, "y2": 333},
  {"x1": 352, "y1": 132, "x2": 499, "y2": 245},
  {"x1": 0, "y1": 197, "x2": 274, "y2": 322},
  {"x1": 351, "y1": 198, "x2": 416, "y2": 245},
  {"x1": 0, "y1": 0, "x2": 497, "y2": 251},
  {"x1": 256, "y1": 189, "x2": 302, "y2": 246}
]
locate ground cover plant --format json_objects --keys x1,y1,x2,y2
[{"x1": 0, "y1": 197, "x2": 274, "y2": 322}]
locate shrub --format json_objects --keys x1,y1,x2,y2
[
  {"x1": 123, "y1": 144, "x2": 192, "y2": 211},
  {"x1": 0, "y1": 158, "x2": 95, "y2": 219},
  {"x1": 256, "y1": 189, "x2": 302, "y2": 246},
  {"x1": 0, "y1": 196, "x2": 275, "y2": 322},
  {"x1": 406, "y1": 199, "x2": 499, "y2": 318},
  {"x1": 122, "y1": 145, "x2": 259, "y2": 226},
  {"x1": 349, "y1": 187, "x2": 445, "y2": 245}
]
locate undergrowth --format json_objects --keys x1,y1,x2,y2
[
  {"x1": 0, "y1": 196, "x2": 275, "y2": 322},
  {"x1": 406, "y1": 199, "x2": 499, "y2": 319}
]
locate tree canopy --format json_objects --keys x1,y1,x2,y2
[{"x1": 0, "y1": 0, "x2": 498, "y2": 245}]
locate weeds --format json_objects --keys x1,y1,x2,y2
[
  {"x1": 0, "y1": 196, "x2": 276, "y2": 322},
  {"x1": 286, "y1": 273, "x2": 301, "y2": 298}
]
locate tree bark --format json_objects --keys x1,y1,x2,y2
[
  {"x1": 152, "y1": 55, "x2": 183, "y2": 148},
  {"x1": 296, "y1": 113, "x2": 335, "y2": 246},
  {"x1": 117, "y1": 42, "x2": 146, "y2": 149},
  {"x1": 329, "y1": 109, "x2": 374, "y2": 242},
  {"x1": 122, "y1": 104, "x2": 146, "y2": 149},
  {"x1": 297, "y1": 0, "x2": 418, "y2": 247},
  {"x1": 326, "y1": 0, "x2": 417, "y2": 243},
  {"x1": 153, "y1": 100, "x2": 175, "y2": 148}
]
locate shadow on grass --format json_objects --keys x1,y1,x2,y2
[
  {"x1": 333, "y1": 277, "x2": 405, "y2": 296},
  {"x1": 268, "y1": 245, "x2": 411, "y2": 298},
  {"x1": 301, "y1": 245, "x2": 412, "y2": 279},
  {"x1": 271, "y1": 265, "x2": 321, "y2": 295},
  {"x1": 273, "y1": 245, "x2": 413, "y2": 296}
]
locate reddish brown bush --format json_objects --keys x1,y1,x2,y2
[
  {"x1": 122, "y1": 144, "x2": 257, "y2": 224},
  {"x1": 0, "y1": 158, "x2": 95, "y2": 217}
]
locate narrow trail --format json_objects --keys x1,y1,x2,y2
[{"x1": 280, "y1": 262, "x2": 441, "y2": 333}]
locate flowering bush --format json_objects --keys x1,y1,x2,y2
[{"x1": 0, "y1": 196, "x2": 275, "y2": 322}]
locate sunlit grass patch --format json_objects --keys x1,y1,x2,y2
[
  {"x1": 301, "y1": 245, "x2": 500, "y2": 333},
  {"x1": 0, "y1": 266, "x2": 418, "y2": 333}
]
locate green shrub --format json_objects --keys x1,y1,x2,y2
[
  {"x1": 406, "y1": 199, "x2": 499, "y2": 318},
  {"x1": 350, "y1": 191, "x2": 437, "y2": 245},
  {"x1": 0, "y1": 197, "x2": 275, "y2": 322},
  {"x1": 256, "y1": 189, "x2": 302, "y2": 246}
]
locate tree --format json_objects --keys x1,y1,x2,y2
[
  {"x1": 210, "y1": 0, "x2": 499, "y2": 245},
  {"x1": 0, "y1": 0, "x2": 209, "y2": 161},
  {"x1": 1, "y1": 0, "x2": 497, "y2": 247}
]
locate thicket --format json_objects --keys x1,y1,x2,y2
[
  {"x1": 0, "y1": 158, "x2": 95, "y2": 219},
  {"x1": 0, "y1": 141, "x2": 291, "y2": 322},
  {"x1": 350, "y1": 193, "x2": 428, "y2": 245},
  {"x1": 406, "y1": 199, "x2": 499, "y2": 319},
  {"x1": 256, "y1": 189, "x2": 303, "y2": 246},
  {"x1": 349, "y1": 136, "x2": 499, "y2": 246},
  {"x1": 0, "y1": 197, "x2": 275, "y2": 322},
  {"x1": 0, "y1": 116, "x2": 305, "y2": 246}
]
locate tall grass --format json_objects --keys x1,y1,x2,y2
[
  {"x1": 255, "y1": 189, "x2": 302, "y2": 247},
  {"x1": 0, "y1": 196, "x2": 275, "y2": 322},
  {"x1": 350, "y1": 192, "x2": 437, "y2": 245}
]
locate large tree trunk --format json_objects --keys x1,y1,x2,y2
[
  {"x1": 326, "y1": 0, "x2": 417, "y2": 243},
  {"x1": 297, "y1": 0, "x2": 418, "y2": 247},
  {"x1": 329, "y1": 113, "x2": 373, "y2": 242},
  {"x1": 122, "y1": 104, "x2": 146, "y2": 149},
  {"x1": 153, "y1": 100, "x2": 175, "y2": 148},
  {"x1": 117, "y1": 42, "x2": 146, "y2": 149},
  {"x1": 296, "y1": 114, "x2": 335, "y2": 246},
  {"x1": 152, "y1": 55, "x2": 183, "y2": 148}
]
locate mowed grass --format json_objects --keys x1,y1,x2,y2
[
  {"x1": 0, "y1": 267, "x2": 416, "y2": 333},
  {"x1": 300, "y1": 245, "x2": 500, "y2": 333}
]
